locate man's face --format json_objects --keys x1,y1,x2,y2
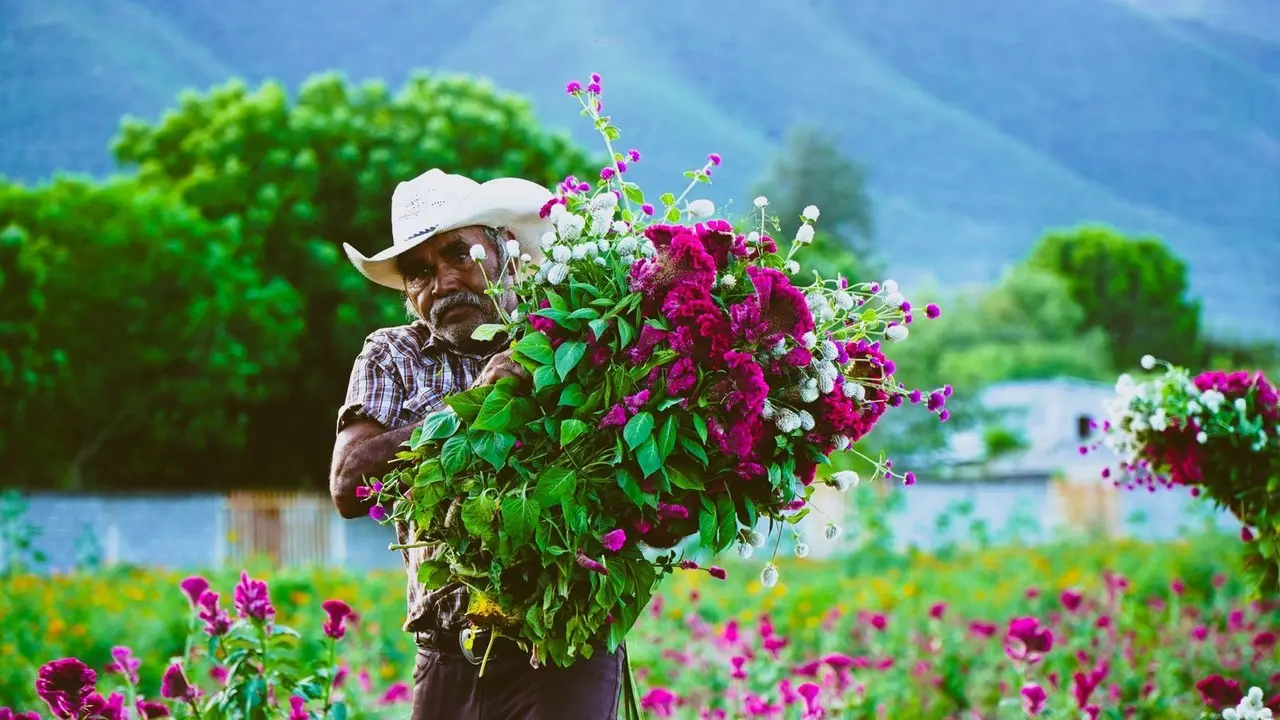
[{"x1": 397, "y1": 226, "x2": 514, "y2": 349}]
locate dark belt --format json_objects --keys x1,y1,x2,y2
[{"x1": 414, "y1": 627, "x2": 520, "y2": 666}]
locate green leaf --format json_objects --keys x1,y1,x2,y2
[
  {"x1": 462, "y1": 495, "x2": 498, "y2": 537},
  {"x1": 660, "y1": 192, "x2": 676, "y2": 206},
  {"x1": 563, "y1": 499, "x2": 589, "y2": 534},
  {"x1": 514, "y1": 332, "x2": 555, "y2": 365},
  {"x1": 559, "y1": 384, "x2": 588, "y2": 407},
  {"x1": 692, "y1": 415, "x2": 708, "y2": 443},
  {"x1": 636, "y1": 438, "x2": 662, "y2": 478},
  {"x1": 471, "y1": 430, "x2": 516, "y2": 470},
  {"x1": 560, "y1": 419, "x2": 589, "y2": 447},
  {"x1": 664, "y1": 206, "x2": 681, "y2": 223},
  {"x1": 623, "y1": 411, "x2": 654, "y2": 451},
  {"x1": 667, "y1": 465, "x2": 705, "y2": 491},
  {"x1": 678, "y1": 437, "x2": 709, "y2": 465},
  {"x1": 555, "y1": 341, "x2": 588, "y2": 380},
  {"x1": 331, "y1": 703, "x2": 349, "y2": 720},
  {"x1": 588, "y1": 318, "x2": 610, "y2": 341},
  {"x1": 473, "y1": 382, "x2": 534, "y2": 432},
  {"x1": 716, "y1": 495, "x2": 738, "y2": 550},
  {"x1": 699, "y1": 504, "x2": 718, "y2": 547},
  {"x1": 569, "y1": 307, "x2": 601, "y2": 320},
  {"x1": 444, "y1": 385, "x2": 494, "y2": 423},
  {"x1": 501, "y1": 495, "x2": 541, "y2": 544},
  {"x1": 623, "y1": 183, "x2": 644, "y2": 204},
  {"x1": 657, "y1": 416, "x2": 679, "y2": 459},
  {"x1": 439, "y1": 434, "x2": 471, "y2": 477},
  {"x1": 418, "y1": 562, "x2": 452, "y2": 590},
  {"x1": 533, "y1": 365, "x2": 559, "y2": 392},
  {"x1": 617, "y1": 318, "x2": 635, "y2": 349},
  {"x1": 470, "y1": 323, "x2": 506, "y2": 342},
  {"x1": 616, "y1": 468, "x2": 648, "y2": 508},
  {"x1": 534, "y1": 467, "x2": 577, "y2": 506},
  {"x1": 414, "y1": 410, "x2": 459, "y2": 447}
]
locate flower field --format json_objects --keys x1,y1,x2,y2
[{"x1": 2, "y1": 526, "x2": 1276, "y2": 718}]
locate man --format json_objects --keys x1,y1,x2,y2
[{"x1": 330, "y1": 169, "x2": 625, "y2": 719}]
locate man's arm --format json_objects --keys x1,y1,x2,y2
[{"x1": 329, "y1": 418, "x2": 422, "y2": 519}]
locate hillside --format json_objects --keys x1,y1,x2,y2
[{"x1": 1, "y1": 0, "x2": 1277, "y2": 338}]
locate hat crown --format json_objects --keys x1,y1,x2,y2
[{"x1": 390, "y1": 169, "x2": 480, "y2": 246}]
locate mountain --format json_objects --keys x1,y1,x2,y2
[{"x1": 2, "y1": 0, "x2": 1277, "y2": 338}]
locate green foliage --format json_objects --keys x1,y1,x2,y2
[
  {"x1": 0, "y1": 223, "x2": 58, "y2": 457},
  {"x1": 0, "y1": 176, "x2": 303, "y2": 490},
  {"x1": 107, "y1": 71, "x2": 597, "y2": 487},
  {"x1": 1027, "y1": 224, "x2": 1202, "y2": 371}
]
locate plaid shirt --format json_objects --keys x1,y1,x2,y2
[{"x1": 337, "y1": 321, "x2": 487, "y2": 633}]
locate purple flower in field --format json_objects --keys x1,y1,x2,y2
[
  {"x1": 707, "y1": 153, "x2": 722, "y2": 166},
  {"x1": 354, "y1": 480, "x2": 382, "y2": 500},
  {"x1": 179, "y1": 576, "x2": 209, "y2": 607},
  {"x1": 641, "y1": 203, "x2": 655, "y2": 216},
  {"x1": 576, "y1": 551, "x2": 609, "y2": 575},
  {"x1": 0, "y1": 709, "x2": 42, "y2": 720},
  {"x1": 160, "y1": 663, "x2": 197, "y2": 701},
  {"x1": 288, "y1": 696, "x2": 308, "y2": 720},
  {"x1": 35, "y1": 658, "x2": 97, "y2": 719},
  {"x1": 322, "y1": 599, "x2": 354, "y2": 640},
  {"x1": 1021, "y1": 684, "x2": 1048, "y2": 716},
  {"x1": 1191, "y1": 624, "x2": 1209, "y2": 641},
  {"x1": 926, "y1": 303, "x2": 942, "y2": 319},
  {"x1": 598, "y1": 404, "x2": 628, "y2": 428},
  {"x1": 233, "y1": 571, "x2": 275, "y2": 623},
  {"x1": 565, "y1": 81, "x2": 582, "y2": 95},
  {"x1": 927, "y1": 391, "x2": 946, "y2": 412},
  {"x1": 628, "y1": 149, "x2": 641, "y2": 162},
  {"x1": 81, "y1": 693, "x2": 127, "y2": 720},
  {"x1": 679, "y1": 560, "x2": 699, "y2": 570},
  {"x1": 601, "y1": 529, "x2": 627, "y2": 553},
  {"x1": 599, "y1": 166, "x2": 616, "y2": 180},
  {"x1": 136, "y1": 699, "x2": 171, "y2": 718},
  {"x1": 380, "y1": 683, "x2": 412, "y2": 705},
  {"x1": 104, "y1": 646, "x2": 140, "y2": 685},
  {"x1": 903, "y1": 471, "x2": 917, "y2": 486},
  {"x1": 640, "y1": 688, "x2": 677, "y2": 717},
  {"x1": 1005, "y1": 617, "x2": 1054, "y2": 665},
  {"x1": 196, "y1": 591, "x2": 231, "y2": 636},
  {"x1": 368, "y1": 504, "x2": 388, "y2": 521}
]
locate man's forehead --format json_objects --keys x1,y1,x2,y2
[{"x1": 404, "y1": 228, "x2": 484, "y2": 260}]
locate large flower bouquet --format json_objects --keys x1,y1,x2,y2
[
  {"x1": 361, "y1": 74, "x2": 946, "y2": 673},
  {"x1": 1097, "y1": 355, "x2": 1280, "y2": 595}
]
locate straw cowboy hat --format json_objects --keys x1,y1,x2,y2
[{"x1": 343, "y1": 168, "x2": 554, "y2": 290}]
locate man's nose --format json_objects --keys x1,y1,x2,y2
[{"x1": 433, "y1": 265, "x2": 463, "y2": 295}]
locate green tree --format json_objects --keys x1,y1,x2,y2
[
  {"x1": 750, "y1": 123, "x2": 875, "y2": 266},
  {"x1": 0, "y1": 177, "x2": 303, "y2": 490},
  {"x1": 1026, "y1": 224, "x2": 1202, "y2": 370},
  {"x1": 112, "y1": 71, "x2": 597, "y2": 487},
  {"x1": 0, "y1": 222, "x2": 59, "y2": 459}
]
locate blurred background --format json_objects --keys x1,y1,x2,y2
[{"x1": 1, "y1": 0, "x2": 1278, "y2": 714}]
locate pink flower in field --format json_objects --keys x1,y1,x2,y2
[
  {"x1": 159, "y1": 663, "x2": 197, "y2": 702},
  {"x1": 640, "y1": 688, "x2": 677, "y2": 717},
  {"x1": 1191, "y1": 625, "x2": 1209, "y2": 641},
  {"x1": 929, "y1": 602, "x2": 947, "y2": 620},
  {"x1": 1229, "y1": 610, "x2": 1246, "y2": 631},
  {"x1": 104, "y1": 646, "x2": 140, "y2": 685},
  {"x1": 1073, "y1": 659, "x2": 1109, "y2": 709},
  {"x1": 196, "y1": 591, "x2": 231, "y2": 636},
  {"x1": 233, "y1": 571, "x2": 275, "y2": 623},
  {"x1": 1021, "y1": 684, "x2": 1047, "y2": 716},
  {"x1": 1254, "y1": 631, "x2": 1277, "y2": 651},
  {"x1": 793, "y1": 660, "x2": 822, "y2": 677},
  {"x1": 708, "y1": 566, "x2": 727, "y2": 580},
  {"x1": 288, "y1": 697, "x2": 308, "y2": 720},
  {"x1": 209, "y1": 666, "x2": 228, "y2": 685},
  {"x1": 357, "y1": 670, "x2": 373, "y2": 693},
  {"x1": 1094, "y1": 615, "x2": 1111, "y2": 629},
  {"x1": 36, "y1": 658, "x2": 98, "y2": 719},
  {"x1": 797, "y1": 683, "x2": 822, "y2": 719},
  {"x1": 179, "y1": 576, "x2": 209, "y2": 607},
  {"x1": 969, "y1": 621, "x2": 998, "y2": 639},
  {"x1": 0, "y1": 709, "x2": 42, "y2": 720},
  {"x1": 730, "y1": 656, "x2": 748, "y2": 680},
  {"x1": 322, "y1": 599, "x2": 353, "y2": 640},
  {"x1": 1060, "y1": 589, "x2": 1084, "y2": 612},
  {"x1": 1195, "y1": 674, "x2": 1243, "y2": 707},
  {"x1": 575, "y1": 551, "x2": 609, "y2": 575},
  {"x1": 1005, "y1": 617, "x2": 1054, "y2": 665},
  {"x1": 601, "y1": 529, "x2": 627, "y2": 553},
  {"x1": 822, "y1": 653, "x2": 855, "y2": 671},
  {"x1": 778, "y1": 679, "x2": 799, "y2": 705},
  {"x1": 763, "y1": 635, "x2": 788, "y2": 658},
  {"x1": 1171, "y1": 578, "x2": 1186, "y2": 595},
  {"x1": 866, "y1": 613, "x2": 888, "y2": 631},
  {"x1": 380, "y1": 683, "x2": 411, "y2": 705},
  {"x1": 658, "y1": 503, "x2": 689, "y2": 521},
  {"x1": 722, "y1": 620, "x2": 740, "y2": 644},
  {"x1": 135, "y1": 699, "x2": 170, "y2": 718}
]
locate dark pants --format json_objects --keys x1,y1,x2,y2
[{"x1": 411, "y1": 636, "x2": 625, "y2": 719}]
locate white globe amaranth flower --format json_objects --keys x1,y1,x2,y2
[
  {"x1": 834, "y1": 435, "x2": 851, "y2": 451},
  {"x1": 843, "y1": 382, "x2": 866, "y2": 401},
  {"x1": 555, "y1": 212, "x2": 585, "y2": 241},
  {"x1": 820, "y1": 340, "x2": 839, "y2": 360},
  {"x1": 747, "y1": 231, "x2": 761, "y2": 246},
  {"x1": 504, "y1": 239, "x2": 521, "y2": 258},
  {"x1": 611, "y1": 220, "x2": 629, "y2": 235},
  {"x1": 772, "y1": 338, "x2": 788, "y2": 357},
  {"x1": 884, "y1": 291, "x2": 905, "y2": 308},
  {"x1": 589, "y1": 191, "x2": 618, "y2": 213},
  {"x1": 552, "y1": 245, "x2": 572, "y2": 263},
  {"x1": 736, "y1": 542, "x2": 754, "y2": 560},
  {"x1": 794, "y1": 542, "x2": 811, "y2": 558},
  {"x1": 546, "y1": 263, "x2": 570, "y2": 286},
  {"x1": 596, "y1": 238, "x2": 611, "y2": 254},
  {"x1": 469, "y1": 244, "x2": 488, "y2": 262},
  {"x1": 748, "y1": 529, "x2": 766, "y2": 547},
  {"x1": 886, "y1": 324, "x2": 910, "y2": 342},
  {"x1": 883, "y1": 279, "x2": 899, "y2": 294},
  {"x1": 761, "y1": 563, "x2": 779, "y2": 588},
  {"x1": 800, "y1": 386, "x2": 820, "y2": 403},
  {"x1": 761, "y1": 400, "x2": 775, "y2": 419},
  {"x1": 540, "y1": 231, "x2": 557, "y2": 250},
  {"x1": 824, "y1": 524, "x2": 841, "y2": 540},
  {"x1": 520, "y1": 253, "x2": 532, "y2": 263},
  {"x1": 1149, "y1": 408, "x2": 1168, "y2": 432},
  {"x1": 830, "y1": 470, "x2": 860, "y2": 491},
  {"x1": 615, "y1": 236, "x2": 639, "y2": 255},
  {"x1": 594, "y1": 257, "x2": 607, "y2": 266},
  {"x1": 1140, "y1": 354, "x2": 1157, "y2": 370},
  {"x1": 1235, "y1": 397, "x2": 1248, "y2": 412},
  {"x1": 795, "y1": 224, "x2": 815, "y2": 245},
  {"x1": 801, "y1": 332, "x2": 817, "y2": 349},
  {"x1": 1187, "y1": 400, "x2": 1202, "y2": 415},
  {"x1": 687, "y1": 199, "x2": 715, "y2": 219},
  {"x1": 834, "y1": 291, "x2": 856, "y2": 311},
  {"x1": 720, "y1": 274, "x2": 737, "y2": 288},
  {"x1": 1197, "y1": 431, "x2": 1209, "y2": 444},
  {"x1": 798, "y1": 410, "x2": 815, "y2": 431},
  {"x1": 803, "y1": 378, "x2": 818, "y2": 391},
  {"x1": 572, "y1": 244, "x2": 592, "y2": 261},
  {"x1": 548, "y1": 203, "x2": 567, "y2": 221},
  {"x1": 801, "y1": 205, "x2": 820, "y2": 221},
  {"x1": 641, "y1": 240, "x2": 657, "y2": 257},
  {"x1": 785, "y1": 260, "x2": 800, "y2": 275},
  {"x1": 753, "y1": 196, "x2": 769, "y2": 208},
  {"x1": 776, "y1": 410, "x2": 802, "y2": 434},
  {"x1": 819, "y1": 375, "x2": 836, "y2": 395}
]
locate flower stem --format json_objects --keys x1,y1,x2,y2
[{"x1": 321, "y1": 639, "x2": 336, "y2": 716}]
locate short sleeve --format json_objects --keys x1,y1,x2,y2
[{"x1": 336, "y1": 341, "x2": 406, "y2": 434}]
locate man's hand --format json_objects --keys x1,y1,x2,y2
[{"x1": 472, "y1": 349, "x2": 530, "y2": 389}]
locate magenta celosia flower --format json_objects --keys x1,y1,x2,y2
[
  {"x1": 288, "y1": 696, "x2": 308, "y2": 720},
  {"x1": 1255, "y1": 630, "x2": 1277, "y2": 651},
  {"x1": 665, "y1": 356, "x2": 698, "y2": 396},
  {"x1": 0, "y1": 710, "x2": 42, "y2": 720},
  {"x1": 970, "y1": 621, "x2": 998, "y2": 638},
  {"x1": 1060, "y1": 589, "x2": 1084, "y2": 612},
  {"x1": 640, "y1": 688, "x2": 677, "y2": 717},
  {"x1": 929, "y1": 602, "x2": 947, "y2": 620},
  {"x1": 708, "y1": 566, "x2": 727, "y2": 580},
  {"x1": 196, "y1": 590, "x2": 231, "y2": 636},
  {"x1": 135, "y1": 699, "x2": 171, "y2": 718},
  {"x1": 601, "y1": 529, "x2": 627, "y2": 553},
  {"x1": 179, "y1": 576, "x2": 209, "y2": 608},
  {"x1": 36, "y1": 658, "x2": 98, "y2": 719},
  {"x1": 1073, "y1": 660, "x2": 1109, "y2": 709},
  {"x1": 1196, "y1": 674, "x2": 1243, "y2": 707},
  {"x1": 730, "y1": 656, "x2": 747, "y2": 680},
  {"x1": 103, "y1": 646, "x2": 140, "y2": 685},
  {"x1": 322, "y1": 599, "x2": 354, "y2": 640},
  {"x1": 576, "y1": 551, "x2": 609, "y2": 575},
  {"x1": 78, "y1": 692, "x2": 127, "y2": 720},
  {"x1": 233, "y1": 571, "x2": 275, "y2": 623},
  {"x1": 1021, "y1": 684, "x2": 1047, "y2": 716},
  {"x1": 797, "y1": 682, "x2": 822, "y2": 717},
  {"x1": 1171, "y1": 578, "x2": 1186, "y2": 595},
  {"x1": 658, "y1": 503, "x2": 689, "y2": 521},
  {"x1": 1005, "y1": 617, "x2": 1054, "y2": 665},
  {"x1": 159, "y1": 663, "x2": 197, "y2": 702},
  {"x1": 380, "y1": 683, "x2": 412, "y2": 705}
]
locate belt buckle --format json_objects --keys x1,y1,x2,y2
[{"x1": 458, "y1": 627, "x2": 486, "y2": 666}]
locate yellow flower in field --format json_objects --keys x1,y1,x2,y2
[
  {"x1": 48, "y1": 618, "x2": 65, "y2": 636},
  {"x1": 71, "y1": 624, "x2": 86, "y2": 638},
  {"x1": 381, "y1": 664, "x2": 397, "y2": 680},
  {"x1": 805, "y1": 616, "x2": 820, "y2": 630},
  {"x1": 126, "y1": 586, "x2": 146, "y2": 602},
  {"x1": 901, "y1": 582, "x2": 917, "y2": 598},
  {"x1": 747, "y1": 581, "x2": 762, "y2": 595},
  {"x1": 290, "y1": 591, "x2": 309, "y2": 606}
]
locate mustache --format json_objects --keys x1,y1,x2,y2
[{"x1": 429, "y1": 291, "x2": 487, "y2": 325}]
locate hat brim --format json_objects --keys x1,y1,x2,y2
[{"x1": 343, "y1": 177, "x2": 553, "y2": 290}]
